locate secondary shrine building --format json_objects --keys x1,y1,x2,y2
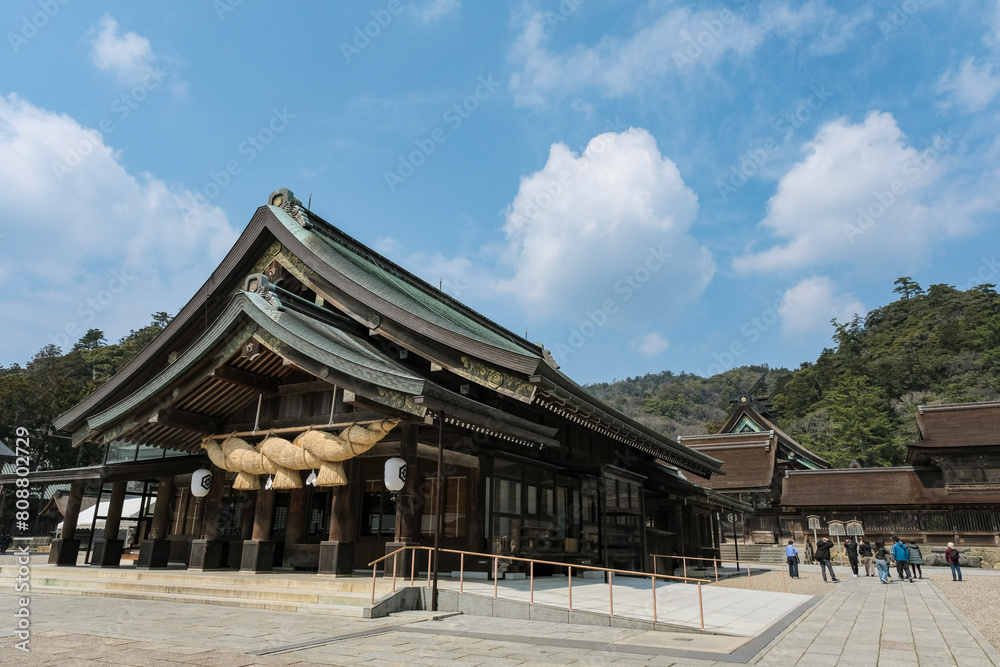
[{"x1": 28, "y1": 189, "x2": 745, "y2": 576}]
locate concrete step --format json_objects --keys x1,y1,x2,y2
[
  {"x1": 31, "y1": 576, "x2": 371, "y2": 606},
  {"x1": 0, "y1": 565, "x2": 393, "y2": 595},
  {"x1": 0, "y1": 564, "x2": 398, "y2": 613},
  {"x1": 29, "y1": 585, "x2": 368, "y2": 616}
]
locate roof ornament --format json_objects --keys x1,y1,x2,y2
[
  {"x1": 268, "y1": 187, "x2": 311, "y2": 229},
  {"x1": 243, "y1": 273, "x2": 283, "y2": 311}
]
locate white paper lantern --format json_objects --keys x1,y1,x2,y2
[
  {"x1": 384, "y1": 457, "x2": 407, "y2": 492},
  {"x1": 191, "y1": 469, "x2": 213, "y2": 498}
]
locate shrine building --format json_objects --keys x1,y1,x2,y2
[{"x1": 18, "y1": 189, "x2": 746, "y2": 576}]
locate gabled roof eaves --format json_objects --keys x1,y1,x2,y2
[
  {"x1": 53, "y1": 210, "x2": 278, "y2": 432},
  {"x1": 721, "y1": 404, "x2": 829, "y2": 469},
  {"x1": 86, "y1": 292, "x2": 430, "y2": 433},
  {"x1": 282, "y1": 205, "x2": 542, "y2": 359}
]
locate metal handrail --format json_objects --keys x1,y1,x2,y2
[
  {"x1": 650, "y1": 554, "x2": 789, "y2": 593},
  {"x1": 368, "y1": 546, "x2": 709, "y2": 630}
]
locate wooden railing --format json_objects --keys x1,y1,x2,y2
[
  {"x1": 369, "y1": 546, "x2": 710, "y2": 629},
  {"x1": 650, "y1": 554, "x2": 789, "y2": 593}
]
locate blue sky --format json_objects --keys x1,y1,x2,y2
[{"x1": 1, "y1": 1, "x2": 999, "y2": 384}]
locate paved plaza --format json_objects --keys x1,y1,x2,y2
[{"x1": 2, "y1": 566, "x2": 998, "y2": 665}]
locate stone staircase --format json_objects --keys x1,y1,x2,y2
[
  {"x1": 719, "y1": 543, "x2": 788, "y2": 565},
  {"x1": 0, "y1": 564, "x2": 397, "y2": 616}
]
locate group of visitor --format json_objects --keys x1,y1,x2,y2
[{"x1": 784, "y1": 535, "x2": 964, "y2": 583}]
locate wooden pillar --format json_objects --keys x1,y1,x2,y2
[
  {"x1": 172, "y1": 484, "x2": 190, "y2": 535},
  {"x1": 320, "y1": 459, "x2": 357, "y2": 575},
  {"x1": 138, "y1": 476, "x2": 174, "y2": 568},
  {"x1": 283, "y1": 487, "x2": 308, "y2": 568},
  {"x1": 148, "y1": 477, "x2": 174, "y2": 539},
  {"x1": 201, "y1": 470, "x2": 225, "y2": 540},
  {"x1": 92, "y1": 481, "x2": 128, "y2": 567},
  {"x1": 395, "y1": 424, "x2": 420, "y2": 544},
  {"x1": 49, "y1": 480, "x2": 85, "y2": 565},
  {"x1": 190, "y1": 469, "x2": 227, "y2": 571},
  {"x1": 241, "y1": 491, "x2": 257, "y2": 540},
  {"x1": 242, "y1": 488, "x2": 276, "y2": 572},
  {"x1": 467, "y1": 460, "x2": 484, "y2": 552},
  {"x1": 251, "y1": 489, "x2": 275, "y2": 542}
]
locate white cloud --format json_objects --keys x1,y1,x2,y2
[
  {"x1": 89, "y1": 14, "x2": 156, "y2": 86},
  {"x1": 633, "y1": 332, "x2": 670, "y2": 357},
  {"x1": 495, "y1": 127, "x2": 714, "y2": 320},
  {"x1": 0, "y1": 95, "x2": 234, "y2": 361},
  {"x1": 508, "y1": 2, "x2": 861, "y2": 107},
  {"x1": 733, "y1": 112, "x2": 976, "y2": 274},
  {"x1": 936, "y1": 4, "x2": 1000, "y2": 112},
  {"x1": 413, "y1": 0, "x2": 460, "y2": 23},
  {"x1": 779, "y1": 276, "x2": 865, "y2": 335},
  {"x1": 936, "y1": 57, "x2": 1000, "y2": 112}
]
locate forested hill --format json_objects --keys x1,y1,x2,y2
[{"x1": 585, "y1": 279, "x2": 1000, "y2": 468}]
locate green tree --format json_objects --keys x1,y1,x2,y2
[
  {"x1": 893, "y1": 276, "x2": 923, "y2": 299},
  {"x1": 823, "y1": 374, "x2": 904, "y2": 467}
]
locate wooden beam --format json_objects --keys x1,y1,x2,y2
[
  {"x1": 149, "y1": 408, "x2": 224, "y2": 435},
  {"x1": 225, "y1": 409, "x2": 388, "y2": 433},
  {"x1": 211, "y1": 366, "x2": 279, "y2": 395},
  {"x1": 277, "y1": 380, "x2": 331, "y2": 395}
]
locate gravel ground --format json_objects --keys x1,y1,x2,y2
[
  {"x1": 923, "y1": 567, "x2": 1000, "y2": 651},
  {"x1": 706, "y1": 568, "x2": 832, "y2": 596}
]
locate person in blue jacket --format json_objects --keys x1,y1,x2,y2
[
  {"x1": 785, "y1": 540, "x2": 800, "y2": 578},
  {"x1": 891, "y1": 537, "x2": 914, "y2": 582}
]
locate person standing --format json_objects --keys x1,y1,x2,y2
[
  {"x1": 892, "y1": 537, "x2": 914, "y2": 582},
  {"x1": 845, "y1": 536, "x2": 860, "y2": 577},
  {"x1": 875, "y1": 541, "x2": 890, "y2": 583},
  {"x1": 804, "y1": 538, "x2": 814, "y2": 565},
  {"x1": 785, "y1": 540, "x2": 800, "y2": 578},
  {"x1": 945, "y1": 542, "x2": 963, "y2": 581},
  {"x1": 908, "y1": 541, "x2": 923, "y2": 579},
  {"x1": 814, "y1": 537, "x2": 840, "y2": 583},
  {"x1": 859, "y1": 539, "x2": 875, "y2": 576}
]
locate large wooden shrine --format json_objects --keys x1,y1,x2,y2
[{"x1": 25, "y1": 189, "x2": 744, "y2": 575}]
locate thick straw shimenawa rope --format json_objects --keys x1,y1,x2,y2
[{"x1": 201, "y1": 419, "x2": 400, "y2": 489}]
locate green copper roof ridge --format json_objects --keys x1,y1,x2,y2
[{"x1": 270, "y1": 205, "x2": 540, "y2": 359}]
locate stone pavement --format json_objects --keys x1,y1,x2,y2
[{"x1": 2, "y1": 571, "x2": 998, "y2": 665}]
